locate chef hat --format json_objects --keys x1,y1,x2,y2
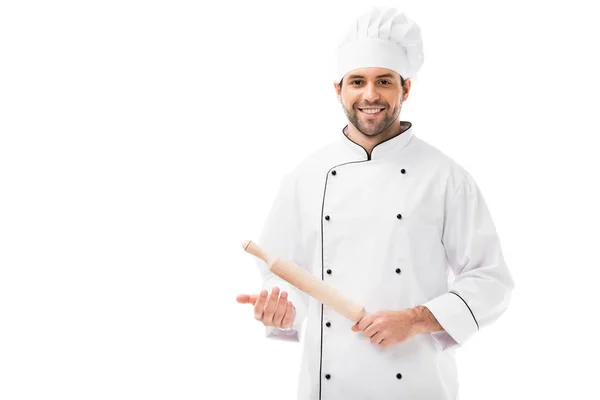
[{"x1": 336, "y1": 7, "x2": 424, "y2": 83}]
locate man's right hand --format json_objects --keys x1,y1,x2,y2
[{"x1": 236, "y1": 286, "x2": 296, "y2": 329}]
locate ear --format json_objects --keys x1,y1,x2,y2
[
  {"x1": 333, "y1": 81, "x2": 341, "y2": 96},
  {"x1": 402, "y1": 78, "x2": 412, "y2": 101},
  {"x1": 333, "y1": 81, "x2": 342, "y2": 103}
]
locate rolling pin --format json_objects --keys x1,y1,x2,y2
[{"x1": 242, "y1": 240, "x2": 367, "y2": 322}]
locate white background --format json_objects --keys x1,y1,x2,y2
[{"x1": 1, "y1": 0, "x2": 599, "y2": 399}]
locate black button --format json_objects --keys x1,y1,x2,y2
[
  {"x1": 396, "y1": 268, "x2": 401, "y2": 274},
  {"x1": 326, "y1": 322, "x2": 331, "y2": 327},
  {"x1": 326, "y1": 269, "x2": 332, "y2": 275},
  {"x1": 396, "y1": 373, "x2": 402, "y2": 379},
  {"x1": 401, "y1": 169, "x2": 406, "y2": 174},
  {"x1": 325, "y1": 374, "x2": 331, "y2": 380},
  {"x1": 332, "y1": 170, "x2": 337, "y2": 175},
  {"x1": 325, "y1": 215, "x2": 330, "y2": 221},
  {"x1": 397, "y1": 214, "x2": 402, "y2": 219}
]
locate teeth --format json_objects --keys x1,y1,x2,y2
[{"x1": 361, "y1": 108, "x2": 383, "y2": 114}]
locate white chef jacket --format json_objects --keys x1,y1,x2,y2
[{"x1": 252, "y1": 121, "x2": 515, "y2": 400}]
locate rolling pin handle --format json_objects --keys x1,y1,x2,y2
[{"x1": 242, "y1": 240, "x2": 270, "y2": 265}]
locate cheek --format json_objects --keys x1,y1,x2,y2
[{"x1": 342, "y1": 97, "x2": 357, "y2": 109}]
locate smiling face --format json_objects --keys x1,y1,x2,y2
[{"x1": 334, "y1": 67, "x2": 411, "y2": 137}]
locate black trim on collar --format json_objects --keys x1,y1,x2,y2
[{"x1": 341, "y1": 121, "x2": 412, "y2": 161}]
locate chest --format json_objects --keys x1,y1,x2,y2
[{"x1": 298, "y1": 159, "x2": 445, "y2": 245}]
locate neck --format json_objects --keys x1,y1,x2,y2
[{"x1": 344, "y1": 119, "x2": 406, "y2": 157}]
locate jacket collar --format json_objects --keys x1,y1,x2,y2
[{"x1": 341, "y1": 121, "x2": 414, "y2": 161}]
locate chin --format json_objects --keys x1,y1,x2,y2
[{"x1": 359, "y1": 127, "x2": 385, "y2": 136}]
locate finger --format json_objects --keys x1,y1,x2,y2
[
  {"x1": 356, "y1": 315, "x2": 374, "y2": 332},
  {"x1": 281, "y1": 301, "x2": 296, "y2": 328},
  {"x1": 272, "y1": 291, "x2": 288, "y2": 327},
  {"x1": 262, "y1": 287, "x2": 280, "y2": 324},
  {"x1": 370, "y1": 331, "x2": 385, "y2": 345},
  {"x1": 254, "y1": 290, "x2": 268, "y2": 320},
  {"x1": 236, "y1": 294, "x2": 259, "y2": 304},
  {"x1": 363, "y1": 323, "x2": 378, "y2": 339}
]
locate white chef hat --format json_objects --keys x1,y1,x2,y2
[{"x1": 336, "y1": 7, "x2": 424, "y2": 83}]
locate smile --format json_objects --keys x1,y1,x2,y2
[{"x1": 358, "y1": 108, "x2": 385, "y2": 117}]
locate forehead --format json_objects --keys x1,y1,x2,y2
[{"x1": 344, "y1": 67, "x2": 398, "y2": 80}]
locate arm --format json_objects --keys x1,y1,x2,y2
[
  {"x1": 420, "y1": 173, "x2": 515, "y2": 351},
  {"x1": 254, "y1": 171, "x2": 309, "y2": 342}
]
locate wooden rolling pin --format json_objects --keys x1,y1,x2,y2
[{"x1": 242, "y1": 240, "x2": 367, "y2": 322}]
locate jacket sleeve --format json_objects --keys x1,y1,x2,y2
[
  {"x1": 421, "y1": 172, "x2": 515, "y2": 351},
  {"x1": 253, "y1": 171, "x2": 310, "y2": 342}
]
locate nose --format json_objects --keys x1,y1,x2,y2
[{"x1": 362, "y1": 82, "x2": 380, "y2": 103}]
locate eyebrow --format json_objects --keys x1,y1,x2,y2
[{"x1": 346, "y1": 73, "x2": 397, "y2": 80}]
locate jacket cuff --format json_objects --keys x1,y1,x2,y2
[
  {"x1": 265, "y1": 325, "x2": 302, "y2": 342},
  {"x1": 421, "y1": 291, "x2": 479, "y2": 350}
]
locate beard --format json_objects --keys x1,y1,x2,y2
[{"x1": 342, "y1": 101, "x2": 402, "y2": 137}]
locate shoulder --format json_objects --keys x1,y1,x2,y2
[
  {"x1": 286, "y1": 139, "x2": 343, "y2": 179},
  {"x1": 409, "y1": 135, "x2": 472, "y2": 195}
]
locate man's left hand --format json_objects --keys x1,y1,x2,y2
[{"x1": 351, "y1": 309, "x2": 420, "y2": 348}]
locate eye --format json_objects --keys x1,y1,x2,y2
[{"x1": 349, "y1": 80, "x2": 392, "y2": 85}]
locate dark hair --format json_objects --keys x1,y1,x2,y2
[{"x1": 339, "y1": 74, "x2": 405, "y2": 89}]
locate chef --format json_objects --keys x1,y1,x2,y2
[{"x1": 236, "y1": 7, "x2": 515, "y2": 400}]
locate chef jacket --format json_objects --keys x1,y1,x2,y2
[{"x1": 252, "y1": 121, "x2": 515, "y2": 400}]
